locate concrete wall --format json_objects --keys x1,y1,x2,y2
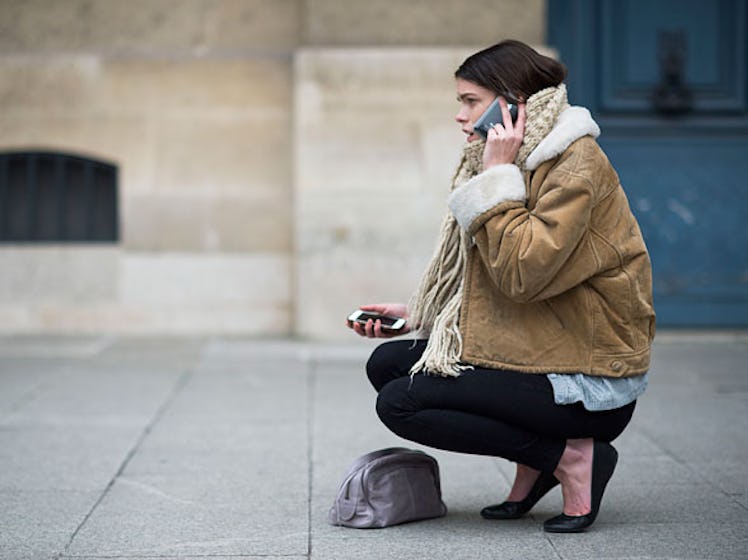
[{"x1": 0, "y1": 0, "x2": 546, "y2": 337}]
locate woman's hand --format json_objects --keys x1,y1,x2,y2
[
  {"x1": 347, "y1": 303, "x2": 411, "y2": 338},
  {"x1": 482, "y1": 99, "x2": 526, "y2": 170}
]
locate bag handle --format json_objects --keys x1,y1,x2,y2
[
  {"x1": 359, "y1": 451, "x2": 439, "y2": 495},
  {"x1": 344, "y1": 447, "x2": 412, "y2": 477}
]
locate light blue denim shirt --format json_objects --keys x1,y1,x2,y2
[{"x1": 547, "y1": 372, "x2": 648, "y2": 411}]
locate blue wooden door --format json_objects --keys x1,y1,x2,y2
[{"x1": 548, "y1": 0, "x2": 748, "y2": 327}]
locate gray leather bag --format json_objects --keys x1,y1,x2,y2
[{"x1": 328, "y1": 447, "x2": 448, "y2": 528}]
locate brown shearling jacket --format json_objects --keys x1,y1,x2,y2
[{"x1": 447, "y1": 107, "x2": 655, "y2": 378}]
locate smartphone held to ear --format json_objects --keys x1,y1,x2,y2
[
  {"x1": 347, "y1": 310, "x2": 406, "y2": 331},
  {"x1": 473, "y1": 97, "x2": 519, "y2": 139}
]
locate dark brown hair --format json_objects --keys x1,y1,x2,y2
[{"x1": 455, "y1": 40, "x2": 567, "y2": 101}]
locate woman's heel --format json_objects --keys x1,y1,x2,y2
[
  {"x1": 543, "y1": 441, "x2": 618, "y2": 532},
  {"x1": 481, "y1": 471, "x2": 559, "y2": 520}
]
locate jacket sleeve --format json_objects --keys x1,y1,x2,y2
[{"x1": 447, "y1": 160, "x2": 602, "y2": 303}]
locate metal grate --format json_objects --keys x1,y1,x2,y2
[{"x1": 0, "y1": 151, "x2": 118, "y2": 242}]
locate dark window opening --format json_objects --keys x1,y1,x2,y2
[{"x1": 0, "y1": 151, "x2": 119, "y2": 243}]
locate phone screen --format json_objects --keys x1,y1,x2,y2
[
  {"x1": 354, "y1": 312, "x2": 400, "y2": 327},
  {"x1": 348, "y1": 310, "x2": 406, "y2": 330}
]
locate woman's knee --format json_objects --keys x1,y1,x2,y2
[
  {"x1": 366, "y1": 343, "x2": 393, "y2": 391},
  {"x1": 375, "y1": 377, "x2": 414, "y2": 431},
  {"x1": 594, "y1": 400, "x2": 637, "y2": 442},
  {"x1": 366, "y1": 340, "x2": 421, "y2": 392}
]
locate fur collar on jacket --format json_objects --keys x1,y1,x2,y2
[{"x1": 524, "y1": 106, "x2": 601, "y2": 171}]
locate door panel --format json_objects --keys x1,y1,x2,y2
[
  {"x1": 599, "y1": 137, "x2": 748, "y2": 325},
  {"x1": 549, "y1": 0, "x2": 748, "y2": 327},
  {"x1": 599, "y1": 0, "x2": 745, "y2": 113}
]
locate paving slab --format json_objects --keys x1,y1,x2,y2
[
  {"x1": 0, "y1": 489, "x2": 99, "y2": 560},
  {"x1": 548, "y1": 522, "x2": 748, "y2": 560}
]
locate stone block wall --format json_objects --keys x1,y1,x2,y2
[{"x1": 0, "y1": 0, "x2": 545, "y2": 336}]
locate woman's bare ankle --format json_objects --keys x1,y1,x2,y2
[
  {"x1": 506, "y1": 464, "x2": 542, "y2": 502},
  {"x1": 553, "y1": 438, "x2": 594, "y2": 516}
]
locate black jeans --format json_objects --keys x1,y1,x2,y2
[{"x1": 368, "y1": 340, "x2": 636, "y2": 472}]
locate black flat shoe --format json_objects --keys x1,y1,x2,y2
[
  {"x1": 543, "y1": 441, "x2": 618, "y2": 533},
  {"x1": 481, "y1": 471, "x2": 559, "y2": 520}
]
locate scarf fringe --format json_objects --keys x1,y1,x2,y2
[{"x1": 409, "y1": 285, "x2": 473, "y2": 377}]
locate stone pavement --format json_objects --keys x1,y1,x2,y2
[{"x1": 1, "y1": 333, "x2": 747, "y2": 560}]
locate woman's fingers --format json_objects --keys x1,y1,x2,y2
[
  {"x1": 359, "y1": 318, "x2": 380, "y2": 338},
  {"x1": 348, "y1": 303, "x2": 408, "y2": 338},
  {"x1": 515, "y1": 103, "x2": 527, "y2": 136},
  {"x1": 487, "y1": 124, "x2": 504, "y2": 139},
  {"x1": 351, "y1": 319, "x2": 375, "y2": 338},
  {"x1": 485, "y1": 98, "x2": 520, "y2": 141},
  {"x1": 486, "y1": 99, "x2": 525, "y2": 149},
  {"x1": 499, "y1": 97, "x2": 514, "y2": 133}
]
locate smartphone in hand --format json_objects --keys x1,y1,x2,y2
[
  {"x1": 473, "y1": 97, "x2": 519, "y2": 139},
  {"x1": 347, "y1": 310, "x2": 406, "y2": 331}
]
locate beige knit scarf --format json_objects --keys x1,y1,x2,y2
[{"x1": 408, "y1": 84, "x2": 569, "y2": 377}]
